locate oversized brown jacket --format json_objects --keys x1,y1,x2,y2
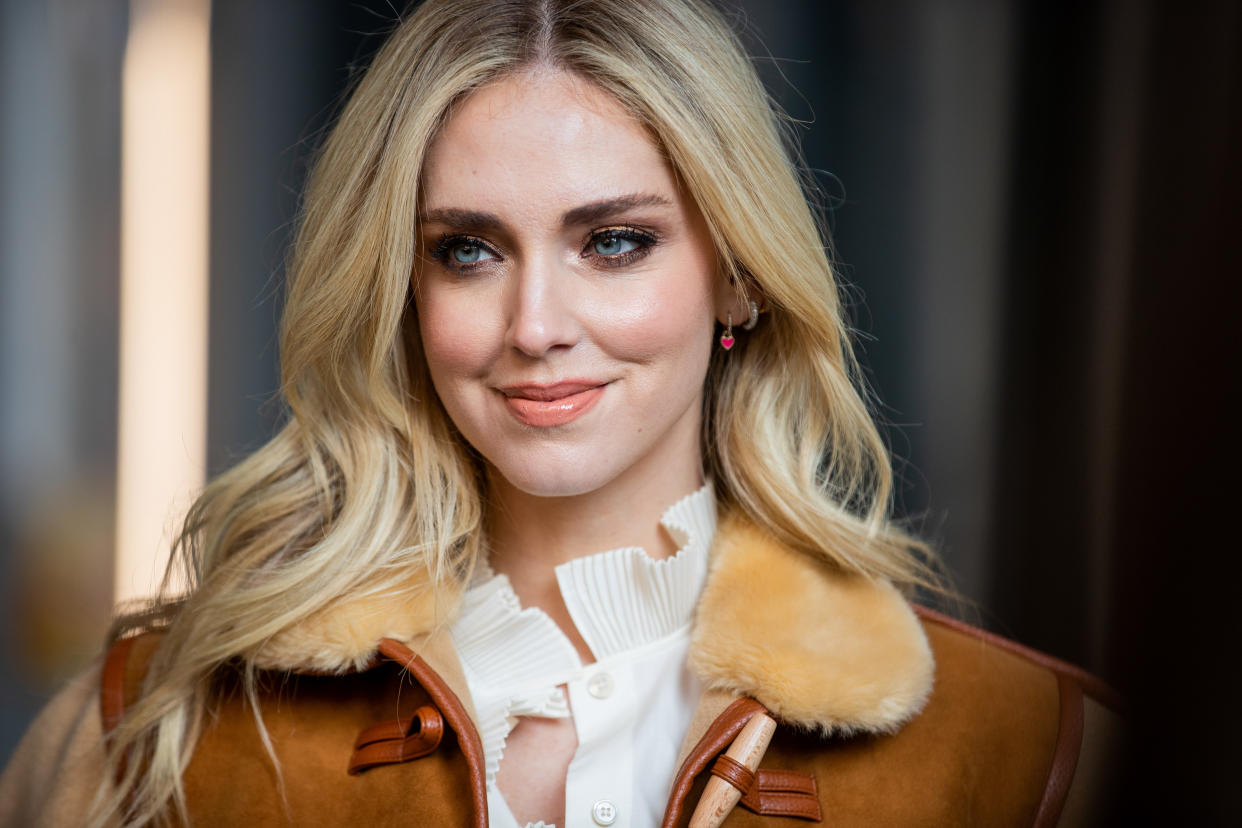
[{"x1": 0, "y1": 517, "x2": 1121, "y2": 826}]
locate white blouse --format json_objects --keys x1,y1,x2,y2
[{"x1": 449, "y1": 484, "x2": 717, "y2": 828}]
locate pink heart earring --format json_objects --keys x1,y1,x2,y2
[{"x1": 720, "y1": 312, "x2": 735, "y2": 350}]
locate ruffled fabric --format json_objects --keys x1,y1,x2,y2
[
  {"x1": 449, "y1": 482, "x2": 716, "y2": 826},
  {"x1": 556, "y1": 486, "x2": 716, "y2": 659},
  {"x1": 452, "y1": 576, "x2": 580, "y2": 788}
]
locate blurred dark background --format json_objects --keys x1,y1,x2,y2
[{"x1": 1, "y1": 0, "x2": 1238, "y2": 821}]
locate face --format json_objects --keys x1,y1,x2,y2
[{"x1": 415, "y1": 69, "x2": 732, "y2": 499}]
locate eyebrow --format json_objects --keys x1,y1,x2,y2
[
  {"x1": 418, "y1": 207, "x2": 504, "y2": 234},
  {"x1": 562, "y1": 193, "x2": 673, "y2": 226},
  {"x1": 419, "y1": 192, "x2": 673, "y2": 231}
]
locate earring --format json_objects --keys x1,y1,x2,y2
[
  {"x1": 720, "y1": 313, "x2": 735, "y2": 350},
  {"x1": 742, "y1": 299, "x2": 760, "y2": 331}
]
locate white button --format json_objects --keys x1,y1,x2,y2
[
  {"x1": 587, "y1": 672, "x2": 614, "y2": 699},
  {"x1": 592, "y1": 799, "x2": 618, "y2": 825}
]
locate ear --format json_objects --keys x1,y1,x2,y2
[{"x1": 714, "y1": 264, "x2": 761, "y2": 327}]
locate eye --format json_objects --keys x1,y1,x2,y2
[
  {"x1": 448, "y1": 241, "x2": 495, "y2": 263},
  {"x1": 584, "y1": 227, "x2": 658, "y2": 268},
  {"x1": 429, "y1": 234, "x2": 499, "y2": 270},
  {"x1": 592, "y1": 233, "x2": 639, "y2": 256}
]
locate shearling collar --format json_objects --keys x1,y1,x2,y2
[{"x1": 252, "y1": 513, "x2": 934, "y2": 736}]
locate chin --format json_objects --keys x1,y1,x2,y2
[{"x1": 487, "y1": 454, "x2": 619, "y2": 499}]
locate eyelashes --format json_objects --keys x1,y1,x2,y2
[
  {"x1": 585, "y1": 226, "x2": 658, "y2": 267},
  {"x1": 429, "y1": 234, "x2": 496, "y2": 267},
  {"x1": 427, "y1": 225, "x2": 660, "y2": 274}
]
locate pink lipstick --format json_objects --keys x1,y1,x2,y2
[{"x1": 498, "y1": 380, "x2": 606, "y2": 427}]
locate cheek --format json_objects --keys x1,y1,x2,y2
[
  {"x1": 602, "y1": 299, "x2": 703, "y2": 365},
  {"x1": 596, "y1": 263, "x2": 718, "y2": 367},
  {"x1": 415, "y1": 284, "x2": 501, "y2": 383}
]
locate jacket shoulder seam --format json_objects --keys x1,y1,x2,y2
[{"x1": 913, "y1": 606, "x2": 1122, "y2": 710}]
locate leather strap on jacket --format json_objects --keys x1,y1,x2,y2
[
  {"x1": 662, "y1": 698, "x2": 767, "y2": 827},
  {"x1": 348, "y1": 704, "x2": 445, "y2": 774},
  {"x1": 709, "y1": 755, "x2": 822, "y2": 822},
  {"x1": 376, "y1": 638, "x2": 488, "y2": 828},
  {"x1": 99, "y1": 632, "x2": 167, "y2": 795},
  {"x1": 100, "y1": 632, "x2": 169, "y2": 736},
  {"x1": 709, "y1": 754, "x2": 755, "y2": 794},
  {"x1": 100, "y1": 634, "x2": 138, "y2": 736},
  {"x1": 1032, "y1": 672, "x2": 1085, "y2": 827}
]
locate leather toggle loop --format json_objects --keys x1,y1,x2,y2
[
  {"x1": 737, "y1": 768, "x2": 823, "y2": 822},
  {"x1": 709, "y1": 753, "x2": 757, "y2": 795},
  {"x1": 348, "y1": 704, "x2": 445, "y2": 775}
]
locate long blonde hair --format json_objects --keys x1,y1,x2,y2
[{"x1": 97, "y1": 0, "x2": 940, "y2": 823}]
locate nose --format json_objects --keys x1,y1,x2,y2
[{"x1": 504, "y1": 257, "x2": 580, "y2": 357}]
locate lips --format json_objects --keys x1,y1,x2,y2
[{"x1": 498, "y1": 380, "x2": 607, "y2": 427}]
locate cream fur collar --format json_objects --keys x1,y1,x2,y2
[{"x1": 253, "y1": 514, "x2": 934, "y2": 736}]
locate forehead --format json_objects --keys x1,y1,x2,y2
[{"x1": 420, "y1": 69, "x2": 679, "y2": 214}]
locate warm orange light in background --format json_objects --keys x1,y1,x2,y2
[{"x1": 115, "y1": 0, "x2": 210, "y2": 605}]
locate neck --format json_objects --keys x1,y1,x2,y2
[
  {"x1": 486, "y1": 459, "x2": 704, "y2": 574},
  {"x1": 483, "y1": 415, "x2": 705, "y2": 663}
]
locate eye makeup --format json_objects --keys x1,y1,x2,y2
[
  {"x1": 428, "y1": 233, "x2": 499, "y2": 267},
  {"x1": 425, "y1": 223, "x2": 662, "y2": 275},
  {"x1": 581, "y1": 225, "x2": 660, "y2": 269}
]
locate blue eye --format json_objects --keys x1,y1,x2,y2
[
  {"x1": 430, "y1": 234, "x2": 498, "y2": 269},
  {"x1": 451, "y1": 242, "x2": 494, "y2": 263},
  {"x1": 585, "y1": 228, "x2": 658, "y2": 268},
  {"x1": 593, "y1": 234, "x2": 639, "y2": 256}
]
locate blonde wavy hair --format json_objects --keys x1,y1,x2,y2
[{"x1": 96, "y1": 0, "x2": 941, "y2": 823}]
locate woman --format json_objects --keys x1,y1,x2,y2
[{"x1": 0, "y1": 0, "x2": 1120, "y2": 825}]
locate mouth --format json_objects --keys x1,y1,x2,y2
[{"x1": 497, "y1": 380, "x2": 608, "y2": 428}]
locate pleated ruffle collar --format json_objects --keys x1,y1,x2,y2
[{"x1": 449, "y1": 483, "x2": 716, "y2": 791}]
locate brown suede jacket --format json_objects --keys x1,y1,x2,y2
[{"x1": 0, "y1": 517, "x2": 1122, "y2": 826}]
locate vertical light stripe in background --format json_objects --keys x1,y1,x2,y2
[{"x1": 115, "y1": 0, "x2": 210, "y2": 605}]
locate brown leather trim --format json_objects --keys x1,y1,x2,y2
[
  {"x1": 349, "y1": 704, "x2": 445, "y2": 775},
  {"x1": 915, "y1": 606, "x2": 1124, "y2": 710},
  {"x1": 740, "y1": 769, "x2": 822, "y2": 821},
  {"x1": 100, "y1": 634, "x2": 138, "y2": 736},
  {"x1": 661, "y1": 697, "x2": 766, "y2": 828},
  {"x1": 710, "y1": 754, "x2": 756, "y2": 794},
  {"x1": 752, "y1": 768, "x2": 815, "y2": 793},
  {"x1": 377, "y1": 638, "x2": 487, "y2": 828},
  {"x1": 1033, "y1": 672, "x2": 1084, "y2": 828},
  {"x1": 353, "y1": 717, "x2": 416, "y2": 748},
  {"x1": 743, "y1": 792, "x2": 822, "y2": 821}
]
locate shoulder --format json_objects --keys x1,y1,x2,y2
[
  {"x1": 913, "y1": 607, "x2": 1123, "y2": 826},
  {"x1": 915, "y1": 606, "x2": 1122, "y2": 710},
  {"x1": 749, "y1": 609, "x2": 1123, "y2": 826},
  {"x1": 90, "y1": 631, "x2": 483, "y2": 825},
  {"x1": 0, "y1": 634, "x2": 172, "y2": 827},
  {"x1": 690, "y1": 517, "x2": 1123, "y2": 824},
  {"x1": 0, "y1": 659, "x2": 108, "y2": 828},
  {"x1": 754, "y1": 607, "x2": 1122, "y2": 826}
]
